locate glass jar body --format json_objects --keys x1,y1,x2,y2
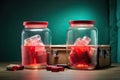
[
  {"x1": 67, "y1": 26, "x2": 98, "y2": 70},
  {"x1": 21, "y1": 28, "x2": 51, "y2": 69}
]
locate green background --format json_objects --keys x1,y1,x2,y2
[
  {"x1": 117, "y1": 0, "x2": 120, "y2": 63},
  {"x1": 0, "y1": 0, "x2": 118, "y2": 62}
]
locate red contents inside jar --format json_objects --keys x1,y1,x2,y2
[
  {"x1": 69, "y1": 36, "x2": 97, "y2": 69},
  {"x1": 21, "y1": 35, "x2": 47, "y2": 67},
  {"x1": 69, "y1": 46, "x2": 91, "y2": 68},
  {"x1": 21, "y1": 46, "x2": 47, "y2": 66}
]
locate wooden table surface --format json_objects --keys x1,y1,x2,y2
[{"x1": 0, "y1": 62, "x2": 120, "y2": 80}]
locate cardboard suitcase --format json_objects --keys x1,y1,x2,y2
[{"x1": 48, "y1": 45, "x2": 111, "y2": 68}]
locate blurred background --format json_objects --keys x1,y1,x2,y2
[{"x1": 0, "y1": 0, "x2": 119, "y2": 63}]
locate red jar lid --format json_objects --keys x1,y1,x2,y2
[
  {"x1": 23, "y1": 21, "x2": 48, "y2": 28},
  {"x1": 69, "y1": 20, "x2": 94, "y2": 27}
]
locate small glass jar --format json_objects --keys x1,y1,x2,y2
[
  {"x1": 21, "y1": 21, "x2": 51, "y2": 69},
  {"x1": 67, "y1": 20, "x2": 98, "y2": 70}
]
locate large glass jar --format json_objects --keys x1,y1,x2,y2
[
  {"x1": 21, "y1": 21, "x2": 51, "y2": 69},
  {"x1": 67, "y1": 20, "x2": 98, "y2": 70}
]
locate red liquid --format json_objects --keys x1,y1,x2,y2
[
  {"x1": 68, "y1": 45, "x2": 97, "y2": 69},
  {"x1": 21, "y1": 46, "x2": 47, "y2": 67}
]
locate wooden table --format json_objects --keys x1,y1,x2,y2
[{"x1": 0, "y1": 62, "x2": 120, "y2": 80}]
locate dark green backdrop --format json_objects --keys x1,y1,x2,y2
[
  {"x1": 117, "y1": 0, "x2": 120, "y2": 63},
  {"x1": 0, "y1": 0, "x2": 114, "y2": 62}
]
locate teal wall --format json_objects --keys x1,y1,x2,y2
[
  {"x1": 0, "y1": 0, "x2": 109, "y2": 62},
  {"x1": 117, "y1": 0, "x2": 120, "y2": 63},
  {"x1": 110, "y1": 0, "x2": 117, "y2": 62}
]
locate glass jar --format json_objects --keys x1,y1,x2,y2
[
  {"x1": 21, "y1": 21, "x2": 51, "y2": 69},
  {"x1": 67, "y1": 20, "x2": 98, "y2": 70}
]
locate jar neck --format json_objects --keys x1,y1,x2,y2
[{"x1": 70, "y1": 24, "x2": 94, "y2": 27}]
